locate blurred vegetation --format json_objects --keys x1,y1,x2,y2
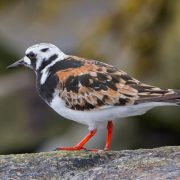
[
  {"x1": 79, "y1": 0, "x2": 172, "y2": 78},
  {"x1": 0, "y1": 0, "x2": 179, "y2": 154}
]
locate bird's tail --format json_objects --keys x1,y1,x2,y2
[
  {"x1": 163, "y1": 89, "x2": 180, "y2": 105},
  {"x1": 136, "y1": 88, "x2": 180, "y2": 105}
]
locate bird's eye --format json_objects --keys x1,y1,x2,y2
[{"x1": 27, "y1": 52, "x2": 36, "y2": 59}]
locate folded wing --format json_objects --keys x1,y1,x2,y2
[{"x1": 55, "y1": 56, "x2": 179, "y2": 111}]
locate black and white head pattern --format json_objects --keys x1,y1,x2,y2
[{"x1": 23, "y1": 43, "x2": 66, "y2": 72}]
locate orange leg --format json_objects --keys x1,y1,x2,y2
[
  {"x1": 56, "y1": 129, "x2": 97, "y2": 151},
  {"x1": 104, "y1": 121, "x2": 113, "y2": 151}
]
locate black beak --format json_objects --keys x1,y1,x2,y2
[{"x1": 7, "y1": 58, "x2": 24, "y2": 69}]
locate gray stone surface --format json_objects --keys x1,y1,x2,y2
[{"x1": 0, "y1": 146, "x2": 179, "y2": 180}]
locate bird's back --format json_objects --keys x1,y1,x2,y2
[{"x1": 42, "y1": 55, "x2": 180, "y2": 111}]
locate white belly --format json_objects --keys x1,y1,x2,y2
[{"x1": 49, "y1": 91, "x2": 175, "y2": 130}]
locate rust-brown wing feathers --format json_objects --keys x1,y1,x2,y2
[{"x1": 55, "y1": 56, "x2": 179, "y2": 111}]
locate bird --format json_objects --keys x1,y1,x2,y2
[{"x1": 7, "y1": 43, "x2": 180, "y2": 151}]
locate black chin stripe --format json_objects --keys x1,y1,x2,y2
[{"x1": 38, "y1": 54, "x2": 58, "y2": 71}]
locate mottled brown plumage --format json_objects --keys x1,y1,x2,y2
[{"x1": 55, "y1": 56, "x2": 178, "y2": 111}]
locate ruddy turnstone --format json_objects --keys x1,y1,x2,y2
[{"x1": 7, "y1": 43, "x2": 180, "y2": 151}]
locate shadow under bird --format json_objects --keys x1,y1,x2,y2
[{"x1": 7, "y1": 43, "x2": 180, "y2": 151}]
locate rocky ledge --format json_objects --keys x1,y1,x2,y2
[{"x1": 0, "y1": 146, "x2": 179, "y2": 180}]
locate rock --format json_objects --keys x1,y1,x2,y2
[{"x1": 0, "y1": 146, "x2": 179, "y2": 180}]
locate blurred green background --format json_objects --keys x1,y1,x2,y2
[{"x1": 0, "y1": 0, "x2": 179, "y2": 154}]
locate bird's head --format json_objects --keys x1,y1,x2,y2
[{"x1": 7, "y1": 43, "x2": 66, "y2": 72}]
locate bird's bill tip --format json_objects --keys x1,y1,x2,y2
[{"x1": 7, "y1": 58, "x2": 24, "y2": 69}]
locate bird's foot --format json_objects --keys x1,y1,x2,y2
[
  {"x1": 56, "y1": 146, "x2": 102, "y2": 152},
  {"x1": 56, "y1": 146, "x2": 86, "y2": 151}
]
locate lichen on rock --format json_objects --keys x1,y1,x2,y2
[{"x1": 0, "y1": 146, "x2": 179, "y2": 180}]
